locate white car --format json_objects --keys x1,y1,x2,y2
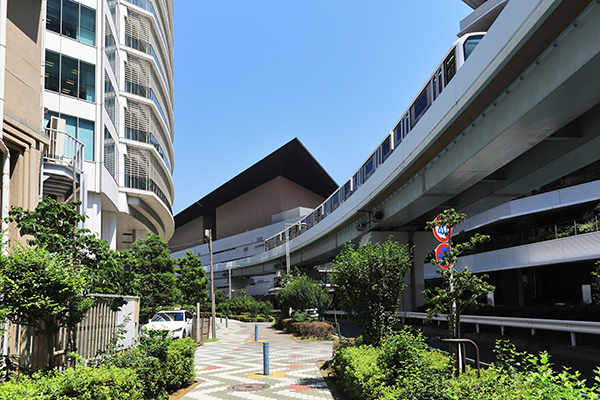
[{"x1": 142, "y1": 310, "x2": 194, "y2": 339}]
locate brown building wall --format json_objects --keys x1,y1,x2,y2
[
  {"x1": 1, "y1": 0, "x2": 46, "y2": 248},
  {"x1": 168, "y1": 214, "x2": 215, "y2": 252},
  {"x1": 5, "y1": 0, "x2": 43, "y2": 132},
  {"x1": 216, "y1": 176, "x2": 325, "y2": 239}
]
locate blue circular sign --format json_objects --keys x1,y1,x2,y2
[{"x1": 435, "y1": 243, "x2": 453, "y2": 270}]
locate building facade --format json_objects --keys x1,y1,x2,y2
[
  {"x1": 0, "y1": 0, "x2": 47, "y2": 249},
  {"x1": 42, "y1": 0, "x2": 175, "y2": 248}
]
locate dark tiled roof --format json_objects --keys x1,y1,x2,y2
[{"x1": 174, "y1": 138, "x2": 337, "y2": 228}]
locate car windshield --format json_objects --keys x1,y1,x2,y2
[{"x1": 151, "y1": 311, "x2": 184, "y2": 322}]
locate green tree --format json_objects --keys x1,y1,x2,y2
[
  {"x1": 121, "y1": 234, "x2": 178, "y2": 323},
  {"x1": 0, "y1": 246, "x2": 94, "y2": 368},
  {"x1": 175, "y1": 251, "x2": 208, "y2": 305},
  {"x1": 8, "y1": 198, "x2": 130, "y2": 297},
  {"x1": 423, "y1": 208, "x2": 494, "y2": 376},
  {"x1": 276, "y1": 272, "x2": 331, "y2": 319},
  {"x1": 331, "y1": 238, "x2": 411, "y2": 345}
]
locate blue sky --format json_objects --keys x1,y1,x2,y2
[{"x1": 171, "y1": 1, "x2": 473, "y2": 215}]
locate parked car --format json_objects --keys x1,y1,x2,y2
[{"x1": 142, "y1": 310, "x2": 194, "y2": 339}]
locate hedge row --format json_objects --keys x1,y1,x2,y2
[
  {"x1": 0, "y1": 365, "x2": 144, "y2": 400},
  {"x1": 227, "y1": 314, "x2": 274, "y2": 323},
  {"x1": 0, "y1": 331, "x2": 197, "y2": 400},
  {"x1": 331, "y1": 330, "x2": 600, "y2": 400},
  {"x1": 283, "y1": 319, "x2": 334, "y2": 339}
]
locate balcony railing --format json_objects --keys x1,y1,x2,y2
[{"x1": 44, "y1": 127, "x2": 84, "y2": 171}]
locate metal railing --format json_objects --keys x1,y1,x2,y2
[
  {"x1": 324, "y1": 310, "x2": 600, "y2": 347},
  {"x1": 44, "y1": 127, "x2": 84, "y2": 171},
  {"x1": 397, "y1": 311, "x2": 600, "y2": 347}
]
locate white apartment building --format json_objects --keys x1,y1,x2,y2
[{"x1": 42, "y1": 0, "x2": 175, "y2": 248}]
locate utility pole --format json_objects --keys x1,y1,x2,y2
[{"x1": 205, "y1": 229, "x2": 216, "y2": 339}]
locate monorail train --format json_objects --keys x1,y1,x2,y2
[{"x1": 265, "y1": 32, "x2": 486, "y2": 251}]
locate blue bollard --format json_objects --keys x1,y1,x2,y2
[
  {"x1": 263, "y1": 341, "x2": 269, "y2": 376},
  {"x1": 220, "y1": 314, "x2": 222, "y2": 323},
  {"x1": 255, "y1": 324, "x2": 258, "y2": 341},
  {"x1": 226, "y1": 316, "x2": 228, "y2": 328}
]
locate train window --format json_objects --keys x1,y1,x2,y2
[
  {"x1": 463, "y1": 34, "x2": 484, "y2": 61},
  {"x1": 433, "y1": 76, "x2": 437, "y2": 101},
  {"x1": 404, "y1": 115, "x2": 409, "y2": 137},
  {"x1": 394, "y1": 124, "x2": 402, "y2": 146},
  {"x1": 332, "y1": 191, "x2": 340, "y2": 210},
  {"x1": 411, "y1": 87, "x2": 430, "y2": 128},
  {"x1": 353, "y1": 173, "x2": 359, "y2": 190},
  {"x1": 363, "y1": 156, "x2": 375, "y2": 181},
  {"x1": 445, "y1": 50, "x2": 456, "y2": 84},
  {"x1": 437, "y1": 69, "x2": 444, "y2": 93},
  {"x1": 381, "y1": 137, "x2": 391, "y2": 162},
  {"x1": 344, "y1": 181, "x2": 352, "y2": 199}
]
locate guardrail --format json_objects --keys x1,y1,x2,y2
[
  {"x1": 324, "y1": 310, "x2": 600, "y2": 346},
  {"x1": 44, "y1": 127, "x2": 84, "y2": 170}
]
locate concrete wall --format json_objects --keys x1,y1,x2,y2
[
  {"x1": 5, "y1": 0, "x2": 43, "y2": 132},
  {"x1": 216, "y1": 176, "x2": 324, "y2": 239},
  {"x1": 2, "y1": 0, "x2": 45, "y2": 248}
]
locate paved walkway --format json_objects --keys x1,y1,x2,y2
[{"x1": 181, "y1": 319, "x2": 335, "y2": 400}]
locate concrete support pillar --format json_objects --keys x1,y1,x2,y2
[{"x1": 101, "y1": 211, "x2": 117, "y2": 250}]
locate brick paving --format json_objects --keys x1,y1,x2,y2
[{"x1": 181, "y1": 319, "x2": 335, "y2": 400}]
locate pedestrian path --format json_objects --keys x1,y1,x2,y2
[{"x1": 180, "y1": 319, "x2": 335, "y2": 399}]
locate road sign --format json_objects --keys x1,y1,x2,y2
[
  {"x1": 435, "y1": 243, "x2": 453, "y2": 270},
  {"x1": 432, "y1": 218, "x2": 452, "y2": 242}
]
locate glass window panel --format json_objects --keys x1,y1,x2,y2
[
  {"x1": 78, "y1": 118, "x2": 95, "y2": 161},
  {"x1": 46, "y1": 0, "x2": 61, "y2": 33},
  {"x1": 44, "y1": 50, "x2": 60, "y2": 92},
  {"x1": 62, "y1": 0, "x2": 79, "y2": 39},
  {"x1": 80, "y1": 5, "x2": 96, "y2": 45},
  {"x1": 463, "y1": 34, "x2": 484, "y2": 61},
  {"x1": 445, "y1": 50, "x2": 456, "y2": 84},
  {"x1": 79, "y1": 61, "x2": 95, "y2": 101},
  {"x1": 63, "y1": 114, "x2": 77, "y2": 138},
  {"x1": 60, "y1": 54, "x2": 78, "y2": 97}
]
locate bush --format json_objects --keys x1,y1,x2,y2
[
  {"x1": 291, "y1": 321, "x2": 334, "y2": 339},
  {"x1": 332, "y1": 344, "x2": 381, "y2": 400},
  {"x1": 332, "y1": 329, "x2": 452, "y2": 400},
  {"x1": 96, "y1": 330, "x2": 196, "y2": 399},
  {"x1": 0, "y1": 365, "x2": 144, "y2": 400},
  {"x1": 164, "y1": 337, "x2": 196, "y2": 393}
]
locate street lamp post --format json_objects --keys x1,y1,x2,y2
[
  {"x1": 205, "y1": 228, "x2": 216, "y2": 339},
  {"x1": 228, "y1": 266, "x2": 232, "y2": 298}
]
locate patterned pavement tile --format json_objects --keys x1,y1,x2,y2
[{"x1": 180, "y1": 320, "x2": 334, "y2": 399}]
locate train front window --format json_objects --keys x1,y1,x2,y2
[{"x1": 463, "y1": 35, "x2": 484, "y2": 61}]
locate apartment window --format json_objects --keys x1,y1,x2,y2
[
  {"x1": 46, "y1": 0, "x2": 96, "y2": 46},
  {"x1": 44, "y1": 51, "x2": 60, "y2": 92},
  {"x1": 45, "y1": 50, "x2": 95, "y2": 102}
]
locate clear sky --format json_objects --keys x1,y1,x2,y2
[{"x1": 171, "y1": 1, "x2": 474, "y2": 215}]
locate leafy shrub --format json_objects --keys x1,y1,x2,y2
[
  {"x1": 164, "y1": 337, "x2": 196, "y2": 393},
  {"x1": 377, "y1": 328, "x2": 450, "y2": 400},
  {"x1": 291, "y1": 321, "x2": 334, "y2": 339},
  {"x1": 332, "y1": 344, "x2": 382, "y2": 400},
  {"x1": 0, "y1": 365, "x2": 144, "y2": 400},
  {"x1": 96, "y1": 330, "x2": 196, "y2": 399},
  {"x1": 216, "y1": 290, "x2": 272, "y2": 318}
]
